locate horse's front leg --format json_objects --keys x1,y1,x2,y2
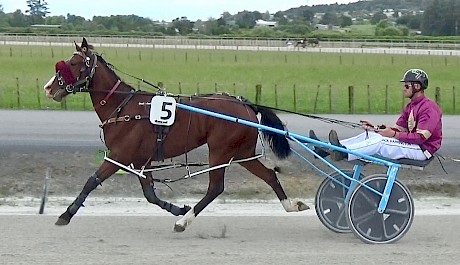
[
  {"x1": 55, "y1": 160, "x2": 119, "y2": 226},
  {"x1": 139, "y1": 173, "x2": 191, "y2": 216}
]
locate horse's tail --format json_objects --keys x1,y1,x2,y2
[{"x1": 256, "y1": 106, "x2": 291, "y2": 159}]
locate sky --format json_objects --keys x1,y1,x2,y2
[{"x1": 1, "y1": 0, "x2": 358, "y2": 21}]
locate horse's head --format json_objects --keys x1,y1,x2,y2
[{"x1": 44, "y1": 38, "x2": 97, "y2": 102}]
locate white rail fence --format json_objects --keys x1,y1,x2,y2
[{"x1": 1, "y1": 34, "x2": 460, "y2": 56}]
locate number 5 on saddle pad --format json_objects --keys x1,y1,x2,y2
[{"x1": 149, "y1": 96, "x2": 177, "y2": 126}]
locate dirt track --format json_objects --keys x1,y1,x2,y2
[{"x1": 1, "y1": 214, "x2": 460, "y2": 265}]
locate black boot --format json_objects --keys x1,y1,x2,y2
[
  {"x1": 328, "y1": 130, "x2": 348, "y2": 161},
  {"x1": 309, "y1": 130, "x2": 330, "y2": 158}
]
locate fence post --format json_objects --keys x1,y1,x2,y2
[
  {"x1": 313, "y1": 85, "x2": 320, "y2": 113},
  {"x1": 35, "y1": 78, "x2": 41, "y2": 109},
  {"x1": 385, "y1": 84, "x2": 389, "y2": 114},
  {"x1": 435, "y1": 87, "x2": 441, "y2": 106},
  {"x1": 157, "y1": 81, "x2": 164, "y2": 92},
  {"x1": 274, "y1": 84, "x2": 278, "y2": 108},
  {"x1": 293, "y1": 84, "x2": 297, "y2": 112},
  {"x1": 255, "y1": 84, "x2": 262, "y2": 105},
  {"x1": 16, "y1": 77, "x2": 20, "y2": 108},
  {"x1": 367, "y1": 84, "x2": 371, "y2": 113},
  {"x1": 215, "y1": 82, "x2": 218, "y2": 93},
  {"x1": 453, "y1": 86, "x2": 456, "y2": 113},
  {"x1": 348, "y1": 85, "x2": 354, "y2": 114},
  {"x1": 328, "y1": 84, "x2": 332, "y2": 113}
]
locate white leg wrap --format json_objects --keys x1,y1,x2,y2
[
  {"x1": 281, "y1": 199, "x2": 310, "y2": 212},
  {"x1": 175, "y1": 208, "x2": 196, "y2": 230}
]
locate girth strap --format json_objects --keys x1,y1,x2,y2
[{"x1": 153, "y1": 125, "x2": 169, "y2": 162}]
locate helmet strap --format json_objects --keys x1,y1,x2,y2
[{"x1": 409, "y1": 81, "x2": 423, "y2": 99}]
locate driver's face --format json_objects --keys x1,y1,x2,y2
[{"x1": 402, "y1": 82, "x2": 420, "y2": 98}]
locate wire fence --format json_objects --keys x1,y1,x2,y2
[{"x1": 2, "y1": 79, "x2": 457, "y2": 114}]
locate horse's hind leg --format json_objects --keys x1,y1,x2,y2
[
  {"x1": 174, "y1": 167, "x2": 226, "y2": 232},
  {"x1": 240, "y1": 159, "x2": 309, "y2": 212},
  {"x1": 138, "y1": 173, "x2": 191, "y2": 216}
]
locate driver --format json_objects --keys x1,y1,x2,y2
[{"x1": 310, "y1": 68, "x2": 443, "y2": 161}]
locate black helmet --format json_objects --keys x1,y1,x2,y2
[{"x1": 400, "y1": 69, "x2": 429, "y2": 89}]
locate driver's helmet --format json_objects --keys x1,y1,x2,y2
[{"x1": 400, "y1": 69, "x2": 429, "y2": 89}]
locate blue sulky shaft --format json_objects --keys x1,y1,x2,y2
[{"x1": 177, "y1": 103, "x2": 399, "y2": 213}]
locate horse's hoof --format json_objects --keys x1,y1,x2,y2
[
  {"x1": 173, "y1": 224, "x2": 186, "y2": 232},
  {"x1": 55, "y1": 218, "x2": 70, "y2": 226},
  {"x1": 297, "y1": 201, "x2": 310, "y2": 211}
]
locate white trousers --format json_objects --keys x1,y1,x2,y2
[{"x1": 339, "y1": 131, "x2": 427, "y2": 161}]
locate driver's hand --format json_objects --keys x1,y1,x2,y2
[
  {"x1": 360, "y1": 120, "x2": 375, "y2": 130},
  {"x1": 376, "y1": 125, "x2": 396, "y2": 138}
]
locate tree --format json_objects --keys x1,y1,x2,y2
[
  {"x1": 319, "y1": 12, "x2": 338, "y2": 26},
  {"x1": 299, "y1": 9, "x2": 315, "y2": 22},
  {"x1": 235, "y1": 11, "x2": 261, "y2": 29},
  {"x1": 375, "y1": 20, "x2": 403, "y2": 36},
  {"x1": 26, "y1": 0, "x2": 49, "y2": 24},
  {"x1": 0, "y1": 5, "x2": 9, "y2": 27},
  {"x1": 421, "y1": 0, "x2": 460, "y2": 35},
  {"x1": 8, "y1": 10, "x2": 29, "y2": 27},
  {"x1": 338, "y1": 14, "x2": 352, "y2": 27},
  {"x1": 370, "y1": 11, "x2": 387, "y2": 25},
  {"x1": 396, "y1": 14, "x2": 422, "y2": 30},
  {"x1": 273, "y1": 11, "x2": 288, "y2": 25},
  {"x1": 169, "y1": 17, "x2": 194, "y2": 35}
]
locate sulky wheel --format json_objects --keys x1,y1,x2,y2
[
  {"x1": 315, "y1": 170, "x2": 363, "y2": 233},
  {"x1": 346, "y1": 174, "x2": 414, "y2": 244}
]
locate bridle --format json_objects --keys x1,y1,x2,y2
[
  {"x1": 54, "y1": 49, "x2": 122, "y2": 109},
  {"x1": 55, "y1": 51, "x2": 97, "y2": 94}
]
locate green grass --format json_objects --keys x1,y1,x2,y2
[
  {"x1": 349, "y1": 24, "x2": 376, "y2": 35},
  {"x1": 0, "y1": 45, "x2": 459, "y2": 114}
]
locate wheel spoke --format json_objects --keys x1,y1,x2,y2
[
  {"x1": 353, "y1": 209, "x2": 377, "y2": 225},
  {"x1": 384, "y1": 208, "x2": 410, "y2": 216}
]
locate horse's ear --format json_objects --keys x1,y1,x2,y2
[
  {"x1": 74, "y1": 41, "x2": 82, "y2": 52},
  {"x1": 81, "y1": 37, "x2": 88, "y2": 48},
  {"x1": 80, "y1": 38, "x2": 92, "y2": 53}
]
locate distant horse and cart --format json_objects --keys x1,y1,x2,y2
[
  {"x1": 43, "y1": 38, "x2": 429, "y2": 244},
  {"x1": 295, "y1": 37, "x2": 320, "y2": 48}
]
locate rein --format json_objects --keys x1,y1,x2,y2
[{"x1": 250, "y1": 104, "x2": 363, "y2": 129}]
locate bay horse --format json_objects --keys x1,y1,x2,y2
[{"x1": 43, "y1": 38, "x2": 309, "y2": 232}]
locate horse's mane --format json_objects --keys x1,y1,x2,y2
[
  {"x1": 87, "y1": 46, "x2": 122, "y2": 81},
  {"x1": 96, "y1": 54, "x2": 120, "y2": 79}
]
